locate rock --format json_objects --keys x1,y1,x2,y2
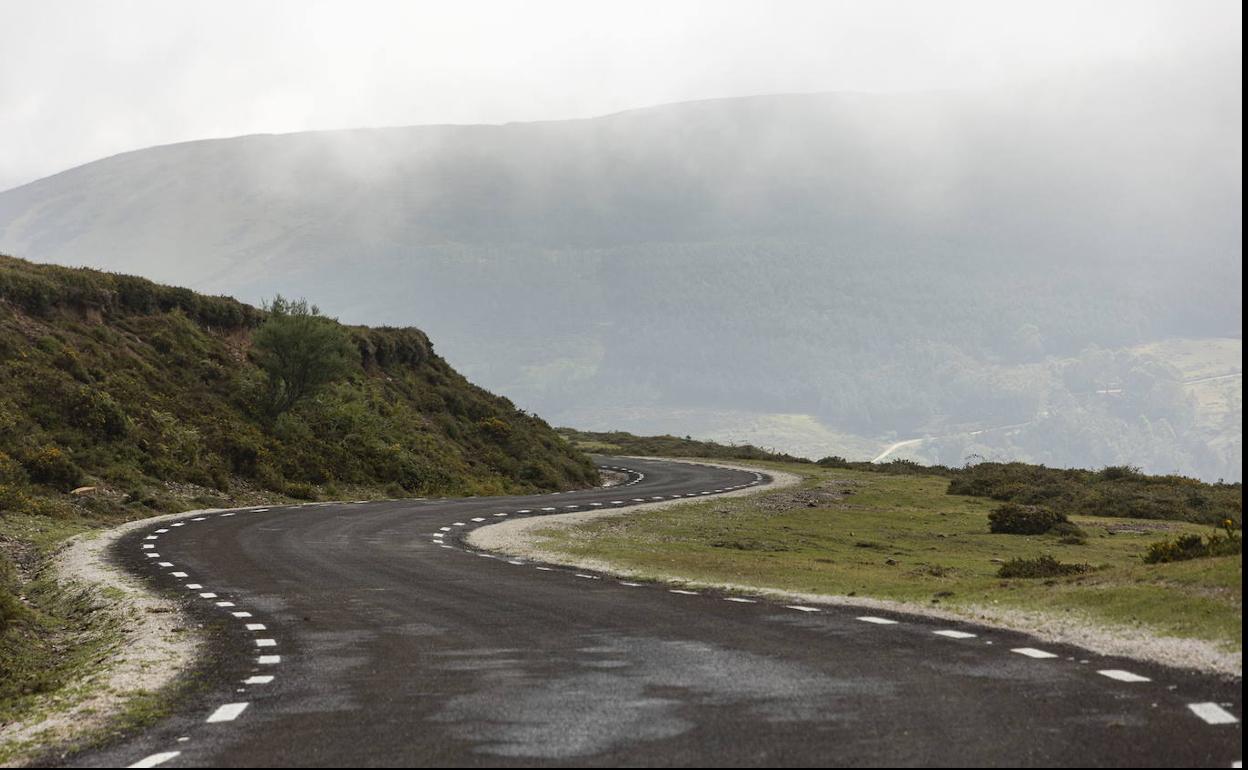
[
  {"x1": 70, "y1": 485, "x2": 98, "y2": 495},
  {"x1": 884, "y1": 558, "x2": 898, "y2": 566}
]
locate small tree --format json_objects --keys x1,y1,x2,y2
[{"x1": 252, "y1": 296, "x2": 355, "y2": 420}]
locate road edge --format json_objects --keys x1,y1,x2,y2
[
  {"x1": 468, "y1": 457, "x2": 1242, "y2": 680},
  {"x1": 0, "y1": 508, "x2": 225, "y2": 767}
]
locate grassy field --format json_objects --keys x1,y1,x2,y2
[{"x1": 535, "y1": 461, "x2": 1242, "y2": 651}]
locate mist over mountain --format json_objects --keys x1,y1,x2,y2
[{"x1": 1, "y1": 59, "x2": 1241, "y2": 480}]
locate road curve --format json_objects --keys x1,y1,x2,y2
[{"x1": 65, "y1": 457, "x2": 1240, "y2": 768}]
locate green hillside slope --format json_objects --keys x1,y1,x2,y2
[{"x1": 0, "y1": 253, "x2": 596, "y2": 728}]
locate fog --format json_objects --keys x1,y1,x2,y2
[
  {"x1": 0, "y1": 1, "x2": 1240, "y2": 479},
  {"x1": 0, "y1": 0, "x2": 1240, "y2": 191}
]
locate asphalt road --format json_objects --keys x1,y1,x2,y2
[{"x1": 63, "y1": 457, "x2": 1240, "y2": 768}]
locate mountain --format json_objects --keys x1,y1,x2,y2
[{"x1": 0, "y1": 59, "x2": 1241, "y2": 480}]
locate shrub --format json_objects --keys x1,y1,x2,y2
[
  {"x1": 816, "y1": 456, "x2": 851, "y2": 468},
  {"x1": 998, "y1": 555, "x2": 1092, "y2": 579},
  {"x1": 284, "y1": 481, "x2": 317, "y2": 500},
  {"x1": 70, "y1": 388, "x2": 128, "y2": 438},
  {"x1": 251, "y1": 296, "x2": 355, "y2": 419},
  {"x1": 1144, "y1": 521, "x2": 1241, "y2": 564},
  {"x1": 0, "y1": 451, "x2": 26, "y2": 486},
  {"x1": 20, "y1": 445, "x2": 82, "y2": 489},
  {"x1": 477, "y1": 416, "x2": 512, "y2": 440},
  {"x1": 947, "y1": 461, "x2": 1240, "y2": 525},
  {"x1": 988, "y1": 503, "x2": 1068, "y2": 535},
  {"x1": 1050, "y1": 520, "x2": 1088, "y2": 538}
]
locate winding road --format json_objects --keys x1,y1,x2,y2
[{"x1": 68, "y1": 457, "x2": 1240, "y2": 768}]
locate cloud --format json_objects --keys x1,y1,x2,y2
[{"x1": 0, "y1": 0, "x2": 1239, "y2": 190}]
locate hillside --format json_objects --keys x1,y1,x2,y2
[
  {"x1": 0, "y1": 60, "x2": 1241, "y2": 480},
  {"x1": 0, "y1": 254, "x2": 597, "y2": 507},
  {"x1": 0, "y1": 253, "x2": 599, "y2": 725}
]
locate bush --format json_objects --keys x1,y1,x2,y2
[
  {"x1": 1144, "y1": 521, "x2": 1241, "y2": 564},
  {"x1": 70, "y1": 388, "x2": 128, "y2": 438},
  {"x1": 477, "y1": 416, "x2": 512, "y2": 440},
  {"x1": 947, "y1": 461, "x2": 1240, "y2": 525},
  {"x1": 284, "y1": 481, "x2": 317, "y2": 500},
  {"x1": 251, "y1": 296, "x2": 355, "y2": 419},
  {"x1": 988, "y1": 503, "x2": 1068, "y2": 535},
  {"x1": 998, "y1": 555, "x2": 1092, "y2": 579},
  {"x1": 20, "y1": 445, "x2": 82, "y2": 489}
]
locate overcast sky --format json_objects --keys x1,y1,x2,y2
[{"x1": 0, "y1": 0, "x2": 1240, "y2": 191}]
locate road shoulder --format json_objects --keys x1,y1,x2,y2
[
  {"x1": 468, "y1": 458, "x2": 1242, "y2": 679},
  {"x1": 0, "y1": 510, "x2": 210, "y2": 766}
]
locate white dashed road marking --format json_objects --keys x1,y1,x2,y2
[
  {"x1": 257, "y1": 655, "x2": 281, "y2": 665},
  {"x1": 724, "y1": 597, "x2": 757, "y2": 603},
  {"x1": 206, "y1": 703, "x2": 248, "y2": 723},
  {"x1": 244, "y1": 675, "x2": 275, "y2": 685},
  {"x1": 933, "y1": 630, "x2": 977, "y2": 639},
  {"x1": 1098, "y1": 669, "x2": 1151, "y2": 683},
  {"x1": 786, "y1": 605, "x2": 821, "y2": 613},
  {"x1": 669, "y1": 589, "x2": 700, "y2": 595},
  {"x1": 127, "y1": 751, "x2": 181, "y2": 768},
  {"x1": 1012, "y1": 647, "x2": 1059, "y2": 659},
  {"x1": 857, "y1": 616, "x2": 898, "y2": 625},
  {"x1": 1188, "y1": 702, "x2": 1240, "y2": 725}
]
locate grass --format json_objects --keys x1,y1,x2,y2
[{"x1": 535, "y1": 461, "x2": 1243, "y2": 650}]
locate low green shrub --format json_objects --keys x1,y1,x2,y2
[
  {"x1": 998, "y1": 555, "x2": 1092, "y2": 579},
  {"x1": 19, "y1": 445, "x2": 82, "y2": 490},
  {"x1": 1144, "y1": 521, "x2": 1242, "y2": 564},
  {"x1": 283, "y1": 481, "x2": 317, "y2": 500},
  {"x1": 816, "y1": 456, "x2": 851, "y2": 468},
  {"x1": 988, "y1": 503, "x2": 1068, "y2": 535}
]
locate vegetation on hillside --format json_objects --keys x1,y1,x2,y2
[
  {"x1": 0, "y1": 253, "x2": 597, "y2": 724},
  {"x1": 562, "y1": 428, "x2": 1241, "y2": 527},
  {"x1": 556, "y1": 427, "x2": 812, "y2": 464},
  {"x1": 0, "y1": 254, "x2": 596, "y2": 514}
]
